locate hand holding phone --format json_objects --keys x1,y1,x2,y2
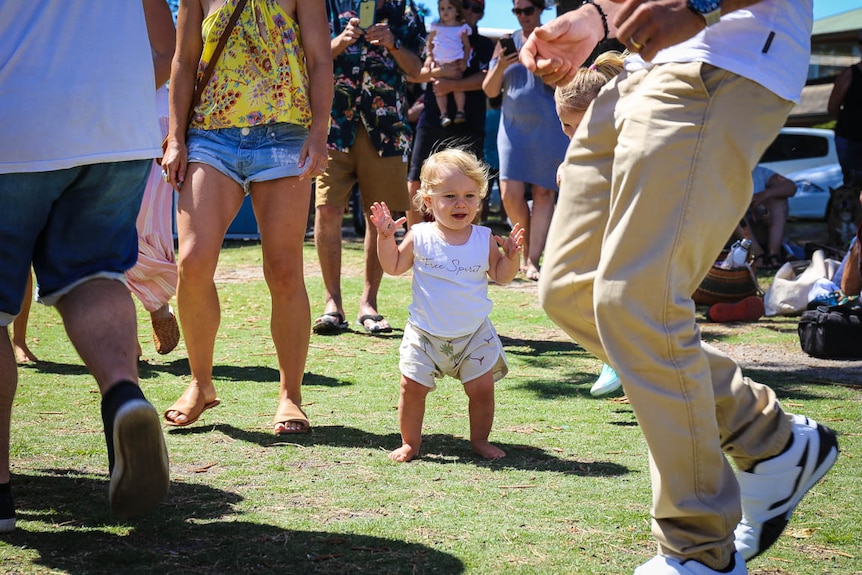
[
  {"x1": 358, "y1": 0, "x2": 376, "y2": 30},
  {"x1": 499, "y1": 36, "x2": 517, "y2": 56}
]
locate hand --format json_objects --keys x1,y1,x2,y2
[
  {"x1": 496, "y1": 222, "x2": 525, "y2": 259},
  {"x1": 337, "y1": 18, "x2": 365, "y2": 49},
  {"x1": 370, "y1": 201, "x2": 407, "y2": 239},
  {"x1": 520, "y1": 10, "x2": 604, "y2": 87},
  {"x1": 432, "y1": 78, "x2": 454, "y2": 97},
  {"x1": 613, "y1": 0, "x2": 705, "y2": 62},
  {"x1": 160, "y1": 137, "x2": 187, "y2": 191},
  {"x1": 298, "y1": 131, "x2": 329, "y2": 181},
  {"x1": 365, "y1": 22, "x2": 398, "y2": 51}
]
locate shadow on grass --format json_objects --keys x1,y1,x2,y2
[
  {"x1": 167, "y1": 424, "x2": 630, "y2": 477},
  {"x1": 5, "y1": 469, "x2": 464, "y2": 575}
]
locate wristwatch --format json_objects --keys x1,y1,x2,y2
[
  {"x1": 391, "y1": 38, "x2": 402, "y2": 52},
  {"x1": 687, "y1": 0, "x2": 721, "y2": 27}
]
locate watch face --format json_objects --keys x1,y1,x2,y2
[{"x1": 688, "y1": 0, "x2": 721, "y2": 13}]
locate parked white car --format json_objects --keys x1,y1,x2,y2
[{"x1": 757, "y1": 127, "x2": 843, "y2": 220}]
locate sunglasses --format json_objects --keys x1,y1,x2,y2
[
  {"x1": 512, "y1": 6, "x2": 537, "y2": 16},
  {"x1": 463, "y1": 2, "x2": 484, "y2": 14}
]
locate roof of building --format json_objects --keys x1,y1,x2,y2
[{"x1": 813, "y1": 8, "x2": 862, "y2": 36}]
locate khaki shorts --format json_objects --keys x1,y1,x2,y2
[
  {"x1": 399, "y1": 318, "x2": 509, "y2": 390},
  {"x1": 315, "y1": 124, "x2": 410, "y2": 212}
]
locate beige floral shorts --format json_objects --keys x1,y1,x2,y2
[{"x1": 399, "y1": 318, "x2": 509, "y2": 390}]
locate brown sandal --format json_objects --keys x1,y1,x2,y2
[
  {"x1": 273, "y1": 399, "x2": 310, "y2": 435},
  {"x1": 164, "y1": 386, "x2": 220, "y2": 427},
  {"x1": 152, "y1": 313, "x2": 180, "y2": 355}
]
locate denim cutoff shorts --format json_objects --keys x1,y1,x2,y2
[
  {"x1": 0, "y1": 160, "x2": 149, "y2": 325},
  {"x1": 186, "y1": 122, "x2": 309, "y2": 194}
]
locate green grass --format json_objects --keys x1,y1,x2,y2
[{"x1": 2, "y1": 239, "x2": 860, "y2": 575}]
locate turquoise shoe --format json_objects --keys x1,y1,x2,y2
[{"x1": 590, "y1": 363, "x2": 621, "y2": 396}]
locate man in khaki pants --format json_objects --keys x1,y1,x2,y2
[{"x1": 522, "y1": 1, "x2": 839, "y2": 574}]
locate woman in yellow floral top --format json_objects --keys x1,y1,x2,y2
[{"x1": 162, "y1": 0, "x2": 332, "y2": 434}]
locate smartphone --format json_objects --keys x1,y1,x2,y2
[
  {"x1": 358, "y1": 0, "x2": 376, "y2": 30},
  {"x1": 499, "y1": 36, "x2": 517, "y2": 56}
]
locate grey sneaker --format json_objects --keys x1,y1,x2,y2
[
  {"x1": 734, "y1": 414, "x2": 838, "y2": 560},
  {"x1": 634, "y1": 552, "x2": 746, "y2": 574}
]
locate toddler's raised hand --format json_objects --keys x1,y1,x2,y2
[
  {"x1": 496, "y1": 222, "x2": 525, "y2": 259},
  {"x1": 370, "y1": 201, "x2": 406, "y2": 240}
]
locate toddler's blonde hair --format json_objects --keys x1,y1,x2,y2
[
  {"x1": 415, "y1": 148, "x2": 489, "y2": 215},
  {"x1": 555, "y1": 50, "x2": 627, "y2": 115}
]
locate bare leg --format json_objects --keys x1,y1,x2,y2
[
  {"x1": 435, "y1": 94, "x2": 449, "y2": 118},
  {"x1": 500, "y1": 179, "x2": 529, "y2": 270},
  {"x1": 463, "y1": 372, "x2": 505, "y2": 459},
  {"x1": 358, "y1": 212, "x2": 390, "y2": 331},
  {"x1": 251, "y1": 177, "x2": 312, "y2": 433},
  {"x1": 454, "y1": 91, "x2": 466, "y2": 115},
  {"x1": 0, "y1": 328, "x2": 17, "y2": 484},
  {"x1": 389, "y1": 376, "x2": 429, "y2": 462},
  {"x1": 525, "y1": 185, "x2": 556, "y2": 281},
  {"x1": 765, "y1": 197, "x2": 789, "y2": 257},
  {"x1": 11, "y1": 271, "x2": 37, "y2": 363},
  {"x1": 56, "y1": 279, "x2": 139, "y2": 390},
  {"x1": 314, "y1": 203, "x2": 347, "y2": 321},
  {"x1": 167, "y1": 164, "x2": 243, "y2": 424},
  {"x1": 150, "y1": 303, "x2": 172, "y2": 321}
]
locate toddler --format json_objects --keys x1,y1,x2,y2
[
  {"x1": 423, "y1": 0, "x2": 472, "y2": 127},
  {"x1": 370, "y1": 148, "x2": 524, "y2": 462},
  {"x1": 554, "y1": 51, "x2": 626, "y2": 397}
]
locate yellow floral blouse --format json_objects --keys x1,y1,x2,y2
[{"x1": 191, "y1": 0, "x2": 311, "y2": 129}]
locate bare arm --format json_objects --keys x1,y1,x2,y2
[
  {"x1": 487, "y1": 223, "x2": 524, "y2": 285},
  {"x1": 482, "y1": 39, "x2": 518, "y2": 98},
  {"x1": 434, "y1": 68, "x2": 486, "y2": 97},
  {"x1": 143, "y1": 0, "x2": 176, "y2": 89},
  {"x1": 366, "y1": 22, "x2": 423, "y2": 77},
  {"x1": 522, "y1": 0, "x2": 775, "y2": 86},
  {"x1": 161, "y1": 0, "x2": 204, "y2": 189},
  {"x1": 331, "y1": 18, "x2": 365, "y2": 58},
  {"x1": 370, "y1": 202, "x2": 413, "y2": 276},
  {"x1": 753, "y1": 173, "x2": 796, "y2": 206},
  {"x1": 828, "y1": 66, "x2": 852, "y2": 119},
  {"x1": 297, "y1": 0, "x2": 335, "y2": 179}
]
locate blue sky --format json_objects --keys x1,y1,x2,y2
[{"x1": 427, "y1": 0, "x2": 860, "y2": 32}]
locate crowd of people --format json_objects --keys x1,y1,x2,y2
[{"x1": 0, "y1": 1, "x2": 846, "y2": 574}]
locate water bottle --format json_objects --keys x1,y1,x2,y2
[{"x1": 720, "y1": 239, "x2": 752, "y2": 269}]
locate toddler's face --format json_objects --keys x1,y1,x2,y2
[
  {"x1": 424, "y1": 168, "x2": 481, "y2": 230},
  {"x1": 556, "y1": 103, "x2": 585, "y2": 139},
  {"x1": 438, "y1": 0, "x2": 458, "y2": 22}
]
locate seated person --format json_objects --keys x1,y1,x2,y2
[{"x1": 732, "y1": 165, "x2": 796, "y2": 269}]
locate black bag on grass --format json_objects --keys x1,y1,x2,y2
[{"x1": 798, "y1": 300, "x2": 862, "y2": 359}]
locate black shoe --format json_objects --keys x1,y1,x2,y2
[
  {"x1": 0, "y1": 484, "x2": 15, "y2": 532},
  {"x1": 102, "y1": 382, "x2": 170, "y2": 520}
]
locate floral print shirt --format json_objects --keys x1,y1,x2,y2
[
  {"x1": 192, "y1": 0, "x2": 310, "y2": 129},
  {"x1": 326, "y1": 0, "x2": 425, "y2": 158}
]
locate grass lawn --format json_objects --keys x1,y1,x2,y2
[{"x1": 1, "y1": 235, "x2": 860, "y2": 575}]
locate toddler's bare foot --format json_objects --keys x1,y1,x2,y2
[
  {"x1": 13, "y1": 342, "x2": 37, "y2": 363},
  {"x1": 472, "y1": 440, "x2": 505, "y2": 460},
  {"x1": 388, "y1": 443, "x2": 420, "y2": 462}
]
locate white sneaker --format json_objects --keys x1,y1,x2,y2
[
  {"x1": 634, "y1": 552, "x2": 746, "y2": 574},
  {"x1": 734, "y1": 414, "x2": 839, "y2": 560},
  {"x1": 590, "y1": 363, "x2": 622, "y2": 396}
]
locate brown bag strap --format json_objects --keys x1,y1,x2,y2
[{"x1": 184, "y1": 0, "x2": 249, "y2": 125}]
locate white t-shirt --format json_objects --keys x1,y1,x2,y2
[
  {"x1": 627, "y1": 0, "x2": 813, "y2": 104},
  {"x1": 0, "y1": 1, "x2": 162, "y2": 173},
  {"x1": 430, "y1": 22, "x2": 472, "y2": 64},
  {"x1": 409, "y1": 223, "x2": 493, "y2": 338}
]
